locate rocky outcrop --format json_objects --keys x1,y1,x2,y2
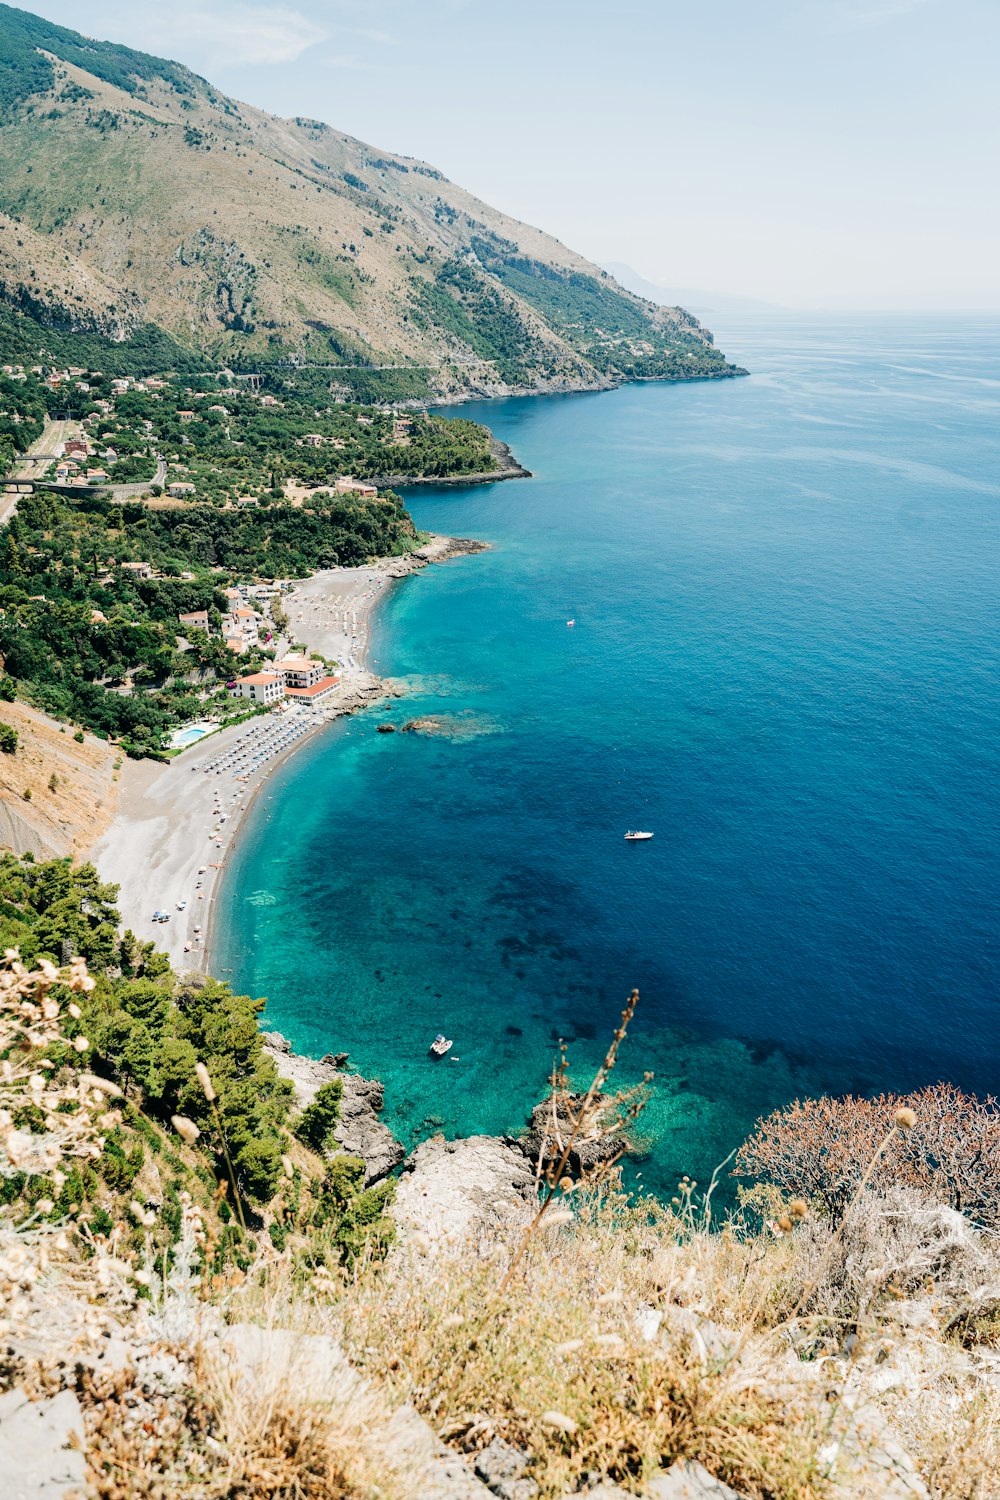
[
  {"x1": 0, "y1": 1387, "x2": 87, "y2": 1499},
  {"x1": 262, "y1": 1032, "x2": 404, "y2": 1185},
  {"x1": 518, "y1": 1094, "x2": 629, "y2": 1177},
  {"x1": 394, "y1": 1134, "x2": 536, "y2": 1248}
]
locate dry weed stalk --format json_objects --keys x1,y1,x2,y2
[{"x1": 498, "y1": 987, "x2": 651, "y2": 1294}]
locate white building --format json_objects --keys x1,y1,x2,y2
[
  {"x1": 228, "y1": 672, "x2": 285, "y2": 705},
  {"x1": 276, "y1": 655, "x2": 323, "y2": 689}
]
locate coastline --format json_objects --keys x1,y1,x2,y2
[
  {"x1": 89, "y1": 533, "x2": 489, "y2": 974},
  {"x1": 375, "y1": 436, "x2": 531, "y2": 488}
]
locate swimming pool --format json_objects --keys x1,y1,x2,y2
[{"x1": 169, "y1": 722, "x2": 217, "y2": 750}]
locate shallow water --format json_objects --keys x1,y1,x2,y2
[{"x1": 215, "y1": 313, "x2": 1000, "y2": 1199}]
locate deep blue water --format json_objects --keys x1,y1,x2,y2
[{"x1": 215, "y1": 314, "x2": 1000, "y2": 1198}]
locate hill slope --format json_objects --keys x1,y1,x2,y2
[{"x1": 0, "y1": 3, "x2": 744, "y2": 397}]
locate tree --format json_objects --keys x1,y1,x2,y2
[
  {"x1": 736, "y1": 1083, "x2": 1000, "y2": 1227},
  {"x1": 0, "y1": 723, "x2": 18, "y2": 753},
  {"x1": 294, "y1": 1078, "x2": 343, "y2": 1153}
]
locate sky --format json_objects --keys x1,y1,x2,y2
[{"x1": 21, "y1": 0, "x2": 1000, "y2": 309}]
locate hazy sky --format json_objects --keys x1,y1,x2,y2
[{"x1": 23, "y1": 0, "x2": 1000, "y2": 308}]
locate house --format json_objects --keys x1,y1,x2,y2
[
  {"x1": 302, "y1": 433, "x2": 324, "y2": 447},
  {"x1": 259, "y1": 394, "x2": 280, "y2": 408},
  {"x1": 167, "y1": 482, "x2": 196, "y2": 498},
  {"x1": 90, "y1": 609, "x2": 107, "y2": 624},
  {"x1": 177, "y1": 410, "x2": 196, "y2": 422},
  {"x1": 236, "y1": 495, "x2": 258, "y2": 508},
  {"x1": 334, "y1": 476, "x2": 378, "y2": 498},
  {"x1": 120, "y1": 561, "x2": 152, "y2": 579},
  {"x1": 65, "y1": 440, "x2": 89, "y2": 458},
  {"x1": 178, "y1": 610, "x2": 210, "y2": 633},
  {"x1": 284, "y1": 674, "x2": 341, "y2": 703},
  {"x1": 85, "y1": 469, "x2": 109, "y2": 484},
  {"x1": 225, "y1": 637, "x2": 247, "y2": 655},
  {"x1": 276, "y1": 655, "x2": 323, "y2": 690},
  {"x1": 228, "y1": 672, "x2": 285, "y2": 705}
]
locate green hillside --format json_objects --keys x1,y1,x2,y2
[{"x1": 0, "y1": 3, "x2": 745, "y2": 396}]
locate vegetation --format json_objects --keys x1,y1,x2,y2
[
  {"x1": 0, "y1": 853, "x2": 394, "y2": 1259},
  {"x1": 736, "y1": 1082, "x2": 1000, "y2": 1226},
  {"x1": 294, "y1": 1078, "x2": 344, "y2": 1154}
]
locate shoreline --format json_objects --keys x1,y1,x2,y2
[
  {"x1": 89, "y1": 534, "x2": 489, "y2": 974},
  {"x1": 376, "y1": 437, "x2": 531, "y2": 488}
]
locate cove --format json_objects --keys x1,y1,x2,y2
[{"x1": 214, "y1": 313, "x2": 1000, "y2": 1200}]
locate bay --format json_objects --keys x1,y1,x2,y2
[{"x1": 215, "y1": 313, "x2": 1000, "y2": 1199}]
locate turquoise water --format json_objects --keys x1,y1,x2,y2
[{"x1": 215, "y1": 314, "x2": 1000, "y2": 1199}]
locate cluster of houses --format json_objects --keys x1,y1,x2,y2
[{"x1": 229, "y1": 655, "x2": 341, "y2": 706}]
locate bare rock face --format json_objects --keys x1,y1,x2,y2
[
  {"x1": 475, "y1": 1436, "x2": 538, "y2": 1499},
  {"x1": 394, "y1": 1134, "x2": 536, "y2": 1248},
  {"x1": 263, "y1": 1032, "x2": 404, "y2": 1185},
  {"x1": 0, "y1": 1387, "x2": 87, "y2": 1498}
]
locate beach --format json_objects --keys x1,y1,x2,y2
[{"x1": 89, "y1": 535, "x2": 485, "y2": 970}]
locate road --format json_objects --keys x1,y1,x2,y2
[
  {"x1": 110, "y1": 454, "x2": 167, "y2": 501},
  {"x1": 1, "y1": 418, "x2": 77, "y2": 523}
]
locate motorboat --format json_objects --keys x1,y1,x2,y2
[
  {"x1": 624, "y1": 831, "x2": 654, "y2": 841},
  {"x1": 429, "y1": 1033, "x2": 453, "y2": 1057}
]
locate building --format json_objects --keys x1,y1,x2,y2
[
  {"x1": 228, "y1": 672, "x2": 285, "y2": 705},
  {"x1": 284, "y1": 675, "x2": 341, "y2": 703},
  {"x1": 167, "y1": 482, "x2": 197, "y2": 498},
  {"x1": 302, "y1": 433, "x2": 324, "y2": 447},
  {"x1": 334, "y1": 476, "x2": 378, "y2": 498},
  {"x1": 178, "y1": 610, "x2": 210, "y2": 633},
  {"x1": 276, "y1": 655, "x2": 323, "y2": 689},
  {"x1": 120, "y1": 561, "x2": 152, "y2": 579},
  {"x1": 225, "y1": 636, "x2": 247, "y2": 655},
  {"x1": 177, "y1": 410, "x2": 196, "y2": 422}
]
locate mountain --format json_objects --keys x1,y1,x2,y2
[
  {"x1": 0, "y1": 5, "x2": 744, "y2": 400},
  {"x1": 603, "y1": 261, "x2": 782, "y2": 318}
]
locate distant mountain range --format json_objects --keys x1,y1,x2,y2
[
  {"x1": 0, "y1": 4, "x2": 745, "y2": 397},
  {"x1": 603, "y1": 262, "x2": 782, "y2": 319}
]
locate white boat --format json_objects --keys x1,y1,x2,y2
[
  {"x1": 429, "y1": 1033, "x2": 453, "y2": 1057},
  {"x1": 624, "y1": 830, "x2": 654, "y2": 841}
]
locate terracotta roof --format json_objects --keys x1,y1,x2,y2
[
  {"x1": 284, "y1": 676, "x2": 341, "y2": 698},
  {"x1": 237, "y1": 672, "x2": 282, "y2": 686}
]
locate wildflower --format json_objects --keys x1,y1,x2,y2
[
  {"x1": 441, "y1": 1313, "x2": 464, "y2": 1329},
  {"x1": 554, "y1": 1339, "x2": 584, "y2": 1355},
  {"x1": 281, "y1": 1154, "x2": 294, "y2": 1179},
  {"x1": 35, "y1": 1198, "x2": 53, "y2": 1215},
  {"x1": 72, "y1": 1036, "x2": 88, "y2": 1053},
  {"x1": 195, "y1": 1061, "x2": 216, "y2": 1101},
  {"x1": 67, "y1": 1003, "x2": 82, "y2": 1020},
  {"x1": 172, "y1": 1114, "x2": 201, "y2": 1146},
  {"x1": 541, "y1": 1209, "x2": 574, "y2": 1229},
  {"x1": 895, "y1": 1107, "x2": 917, "y2": 1129},
  {"x1": 558, "y1": 1176, "x2": 575, "y2": 1192},
  {"x1": 789, "y1": 1198, "x2": 808, "y2": 1220},
  {"x1": 541, "y1": 1410, "x2": 578, "y2": 1434},
  {"x1": 777, "y1": 1215, "x2": 793, "y2": 1234}
]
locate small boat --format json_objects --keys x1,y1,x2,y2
[
  {"x1": 566, "y1": 619, "x2": 575, "y2": 627},
  {"x1": 625, "y1": 830, "x2": 654, "y2": 841},
  {"x1": 429, "y1": 1033, "x2": 453, "y2": 1057}
]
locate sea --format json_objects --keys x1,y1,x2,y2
[{"x1": 214, "y1": 312, "x2": 1000, "y2": 1201}]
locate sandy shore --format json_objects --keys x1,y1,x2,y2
[{"x1": 89, "y1": 535, "x2": 486, "y2": 970}]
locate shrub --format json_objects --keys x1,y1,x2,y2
[
  {"x1": 0, "y1": 676, "x2": 16, "y2": 702},
  {"x1": 735, "y1": 1082, "x2": 1000, "y2": 1227},
  {"x1": 73, "y1": 729, "x2": 84, "y2": 743},
  {"x1": 294, "y1": 1077, "x2": 343, "y2": 1154},
  {"x1": 0, "y1": 722, "x2": 18, "y2": 753}
]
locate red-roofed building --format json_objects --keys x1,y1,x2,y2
[{"x1": 284, "y1": 675, "x2": 341, "y2": 702}]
